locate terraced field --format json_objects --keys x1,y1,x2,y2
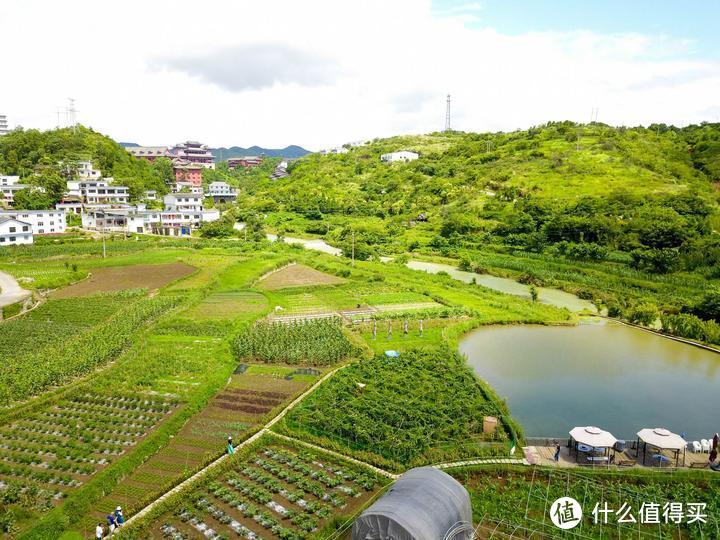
[{"x1": 147, "y1": 437, "x2": 388, "y2": 540}]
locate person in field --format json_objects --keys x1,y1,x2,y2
[
  {"x1": 114, "y1": 506, "x2": 124, "y2": 527},
  {"x1": 106, "y1": 512, "x2": 117, "y2": 534},
  {"x1": 96, "y1": 522, "x2": 104, "y2": 539},
  {"x1": 227, "y1": 436, "x2": 235, "y2": 455}
]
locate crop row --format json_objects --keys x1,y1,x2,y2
[
  {"x1": 233, "y1": 318, "x2": 357, "y2": 366},
  {"x1": 0, "y1": 295, "x2": 181, "y2": 404}
]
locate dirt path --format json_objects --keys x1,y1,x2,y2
[{"x1": 0, "y1": 269, "x2": 31, "y2": 309}]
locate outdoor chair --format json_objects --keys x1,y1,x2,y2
[
  {"x1": 701, "y1": 439, "x2": 711, "y2": 452},
  {"x1": 691, "y1": 441, "x2": 702, "y2": 453}
]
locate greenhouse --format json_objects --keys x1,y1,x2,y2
[{"x1": 352, "y1": 467, "x2": 473, "y2": 540}]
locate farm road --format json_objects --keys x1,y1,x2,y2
[{"x1": 0, "y1": 270, "x2": 31, "y2": 309}]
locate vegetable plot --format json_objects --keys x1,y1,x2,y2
[
  {"x1": 0, "y1": 391, "x2": 177, "y2": 528},
  {"x1": 150, "y1": 441, "x2": 386, "y2": 540}
]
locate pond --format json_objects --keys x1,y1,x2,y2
[
  {"x1": 459, "y1": 319, "x2": 720, "y2": 441},
  {"x1": 406, "y1": 260, "x2": 596, "y2": 313}
]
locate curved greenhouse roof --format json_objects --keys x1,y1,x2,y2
[{"x1": 352, "y1": 467, "x2": 473, "y2": 540}]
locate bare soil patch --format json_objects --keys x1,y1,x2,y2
[
  {"x1": 51, "y1": 263, "x2": 196, "y2": 298},
  {"x1": 256, "y1": 263, "x2": 345, "y2": 290}
]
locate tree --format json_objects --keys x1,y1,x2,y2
[
  {"x1": 692, "y1": 290, "x2": 720, "y2": 322},
  {"x1": 198, "y1": 219, "x2": 234, "y2": 238},
  {"x1": 628, "y1": 303, "x2": 659, "y2": 326},
  {"x1": 12, "y1": 188, "x2": 52, "y2": 210}
]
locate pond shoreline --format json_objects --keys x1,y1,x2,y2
[{"x1": 602, "y1": 316, "x2": 720, "y2": 355}]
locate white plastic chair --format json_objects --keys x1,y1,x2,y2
[
  {"x1": 691, "y1": 441, "x2": 702, "y2": 453},
  {"x1": 700, "y1": 439, "x2": 711, "y2": 452}
]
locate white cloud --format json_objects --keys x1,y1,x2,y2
[{"x1": 1, "y1": 0, "x2": 718, "y2": 149}]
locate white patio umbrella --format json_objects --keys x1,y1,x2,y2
[
  {"x1": 636, "y1": 428, "x2": 686, "y2": 466},
  {"x1": 569, "y1": 426, "x2": 618, "y2": 449},
  {"x1": 568, "y1": 426, "x2": 618, "y2": 464}
]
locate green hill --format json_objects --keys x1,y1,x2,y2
[
  {"x1": 0, "y1": 126, "x2": 171, "y2": 205},
  {"x1": 237, "y1": 122, "x2": 720, "y2": 337}
]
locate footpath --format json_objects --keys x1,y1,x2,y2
[{"x1": 0, "y1": 270, "x2": 31, "y2": 309}]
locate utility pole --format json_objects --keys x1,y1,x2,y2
[{"x1": 351, "y1": 230, "x2": 355, "y2": 266}]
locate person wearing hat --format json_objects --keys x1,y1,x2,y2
[
  {"x1": 114, "y1": 506, "x2": 125, "y2": 527},
  {"x1": 227, "y1": 436, "x2": 235, "y2": 455}
]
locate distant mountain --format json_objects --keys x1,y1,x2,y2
[
  {"x1": 212, "y1": 145, "x2": 311, "y2": 160},
  {"x1": 119, "y1": 142, "x2": 311, "y2": 159}
]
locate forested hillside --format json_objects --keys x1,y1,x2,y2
[
  {"x1": 0, "y1": 126, "x2": 171, "y2": 206},
  {"x1": 237, "y1": 122, "x2": 720, "y2": 341}
]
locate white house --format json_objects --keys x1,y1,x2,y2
[
  {"x1": 76, "y1": 161, "x2": 102, "y2": 179},
  {"x1": 380, "y1": 151, "x2": 419, "y2": 163},
  {"x1": 0, "y1": 175, "x2": 21, "y2": 186},
  {"x1": 67, "y1": 180, "x2": 130, "y2": 204},
  {"x1": 320, "y1": 146, "x2": 349, "y2": 155},
  {"x1": 144, "y1": 190, "x2": 158, "y2": 201},
  {"x1": 206, "y1": 181, "x2": 237, "y2": 202},
  {"x1": 173, "y1": 182, "x2": 203, "y2": 195},
  {"x1": 164, "y1": 193, "x2": 203, "y2": 213},
  {"x1": 0, "y1": 210, "x2": 65, "y2": 235},
  {"x1": 0, "y1": 217, "x2": 33, "y2": 246}
]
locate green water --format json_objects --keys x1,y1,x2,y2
[
  {"x1": 459, "y1": 320, "x2": 720, "y2": 440},
  {"x1": 406, "y1": 260, "x2": 596, "y2": 313}
]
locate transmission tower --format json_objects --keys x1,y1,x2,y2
[
  {"x1": 67, "y1": 98, "x2": 77, "y2": 133},
  {"x1": 444, "y1": 94, "x2": 451, "y2": 132}
]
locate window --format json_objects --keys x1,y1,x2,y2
[
  {"x1": 9, "y1": 226, "x2": 15, "y2": 232},
  {"x1": 39, "y1": 229, "x2": 44, "y2": 234},
  {"x1": 10, "y1": 237, "x2": 15, "y2": 242},
  {"x1": 0, "y1": 238, "x2": 4, "y2": 242},
  {"x1": 22, "y1": 226, "x2": 28, "y2": 232}
]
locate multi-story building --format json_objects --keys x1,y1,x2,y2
[
  {"x1": 206, "y1": 181, "x2": 237, "y2": 202},
  {"x1": 0, "y1": 217, "x2": 33, "y2": 246},
  {"x1": 76, "y1": 161, "x2": 102, "y2": 179},
  {"x1": 67, "y1": 180, "x2": 130, "y2": 204},
  {"x1": 0, "y1": 115, "x2": 9, "y2": 136},
  {"x1": 227, "y1": 156, "x2": 263, "y2": 169},
  {"x1": 164, "y1": 193, "x2": 203, "y2": 213},
  {"x1": 144, "y1": 190, "x2": 158, "y2": 201},
  {"x1": 172, "y1": 159, "x2": 204, "y2": 186},
  {"x1": 172, "y1": 141, "x2": 215, "y2": 169},
  {"x1": 0, "y1": 210, "x2": 66, "y2": 235},
  {"x1": 126, "y1": 146, "x2": 172, "y2": 161}
]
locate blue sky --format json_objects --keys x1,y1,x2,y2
[{"x1": 433, "y1": 0, "x2": 720, "y2": 58}]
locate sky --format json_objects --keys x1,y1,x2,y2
[{"x1": 1, "y1": 0, "x2": 719, "y2": 150}]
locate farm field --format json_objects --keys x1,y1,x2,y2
[
  {"x1": 134, "y1": 435, "x2": 389, "y2": 540},
  {"x1": 278, "y1": 347, "x2": 515, "y2": 472},
  {"x1": 50, "y1": 263, "x2": 196, "y2": 298},
  {"x1": 234, "y1": 318, "x2": 358, "y2": 366},
  {"x1": 0, "y1": 390, "x2": 178, "y2": 532},
  {"x1": 453, "y1": 466, "x2": 720, "y2": 538},
  {"x1": 256, "y1": 263, "x2": 345, "y2": 290},
  {"x1": 0, "y1": 239, "x2": 598, "y2": 538},
  {"x1": 83, "y1": 370, "x2": 317, "y2": 536}
]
